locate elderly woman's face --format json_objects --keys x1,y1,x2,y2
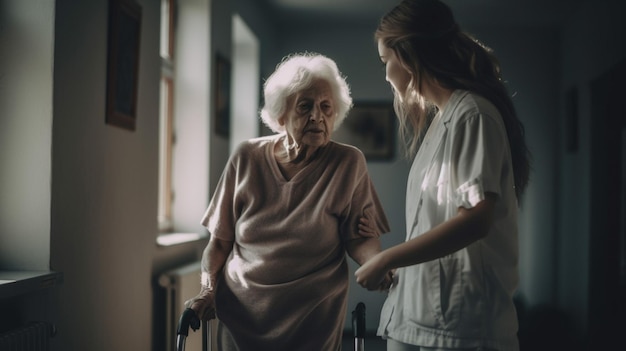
[{"x1": 279, "y1": 79, "x2": 336, "y2": 148}]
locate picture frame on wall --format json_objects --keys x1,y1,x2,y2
[
  {"x1": 215, "y1": 54, "x2": 231, "y2": 137},
  {"x1": 105, "y1": 0, "x2": 142, "y2": 131},
  {"x1": 333, "y1": 102, "x2": 395, "y2": 161}
]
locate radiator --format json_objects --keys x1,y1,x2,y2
[
  {"x1": 159, "y1": 261, "x2": 216, "y2": 351},
  {"x1": 0, "y1": 321, "x2": 53, "y2": 351}
]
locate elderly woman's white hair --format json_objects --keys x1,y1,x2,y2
[{"x1": 260, "y1": 52, "x2": 353, "y2": 133}]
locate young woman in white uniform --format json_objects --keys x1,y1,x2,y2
[{"x1": 355, "y1": 1, "x2": 532, "y2": 350}]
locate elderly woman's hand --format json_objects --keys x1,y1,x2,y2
[{"x1": 184, "y1": 286, "x2": 216, "y2": 321}]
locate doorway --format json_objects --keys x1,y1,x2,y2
[{"x1": 589, "y1": 58, "x2": 626, "y2": 349}]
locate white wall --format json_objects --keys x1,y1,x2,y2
[{"x1": 0, "y1": 0, "x2": 54, "y2": 271}]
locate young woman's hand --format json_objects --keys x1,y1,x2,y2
[
  {"x1": 355, "y1": 252, "x2": 394, "y2": 291},
  {"x1": 355, "y1": 216, "x2": 394, "y2": 291}
]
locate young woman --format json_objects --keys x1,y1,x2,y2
[{"x1": 354, "y1": 1, "x2": 531, "y2": 350}]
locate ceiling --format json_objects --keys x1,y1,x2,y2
[{"x1": 260, "y1": 0, "x2": 579, "y2": 28}]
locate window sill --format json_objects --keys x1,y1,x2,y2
[
  {"x1": 0, "y1": 270, "x2": 63, "y2": 300},
  {"x1": 156, "y1": 232, "x2": 207, "y2": 247}
]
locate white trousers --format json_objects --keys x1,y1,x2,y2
[{"x1": 387, "y1": 338, "x2": 500, "y2": 351}]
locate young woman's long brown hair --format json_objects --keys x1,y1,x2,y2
[{"x1": 376, "y1": 0, "x2": 531, "y2": 199}]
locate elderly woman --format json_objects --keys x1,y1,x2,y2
[{"x1": 185, "y1": 52, "x2": 391, "y2": 350}]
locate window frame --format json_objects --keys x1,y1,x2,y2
[{"x1": 158, "y1": 0, "x2": 176, "y2": 233}]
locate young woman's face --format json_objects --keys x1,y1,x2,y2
[
  {"x1": 279, "y1": 78, "x2": 336, "y2": 148},
  {"x1": 378, "y1": 39, "x2": 412, "y2": 98}
]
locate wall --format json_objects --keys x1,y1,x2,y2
[
  {"x1": 470, "y1": 26, "x2": 561, "y2": 307},
  {"x1": 557, "y1": 0, "x2": 626, "y2": 338},
  {"x1": 235, "y1": 0, "x2": 279, "y2": 82},
  {"x1": 50, "y1": 0, "x2": 162, "y2": 349}
]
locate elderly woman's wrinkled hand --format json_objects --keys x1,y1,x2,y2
[{"x1": 184, "y1": 287, "x2": 216, "y2": 321}]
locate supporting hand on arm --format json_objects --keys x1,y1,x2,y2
[
  {"x1": 355, "y1": 193, "x2": 497, "y2": 291},
  {"x1": 345, "y1": 229, "x2": 393, "y2": 292}
]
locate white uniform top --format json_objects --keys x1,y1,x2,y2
[{"x1": 378, "y1": 90, "x2": 520, "y2": 351}]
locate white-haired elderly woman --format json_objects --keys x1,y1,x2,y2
[{"x1": 185, "y1": 52, "x2": 391, "y2": 350}]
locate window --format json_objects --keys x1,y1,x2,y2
[
  {"x1": 158, "y1": 0, "x2": 175, "y2": 232},
  {"x1": 231, "y1": 14, "x2": 261, "y2": 151},
  {"x1": 157, "y1": 0, "x2": 212, "y2": 245},
  {"x1": 156, "y1": 4, "x2": 260, "y2": 246}
]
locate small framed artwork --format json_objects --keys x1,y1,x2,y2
[
  {"x1": 333, "y1": 102, "x2": 395, "y2": 161},
  {"x1": 215, "y1": 54, "x2": 231, "y2": 137},
  {"x1": 105, "y1": 0, "x2": 142, "y2": 131}
]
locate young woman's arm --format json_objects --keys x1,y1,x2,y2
[
  {"x1": 346, "y1": 237, "x2": 394, "y2": 291},
  {"x1": 355, "y1": 193, "x2": 497, "y2": 290}
]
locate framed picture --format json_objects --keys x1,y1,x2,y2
[
  {"x1": 105, "y1": 0, "x2": 142, "y2": 131},
  {"x1": 333, "y1": 102, "x2": 395, "y2": 161},
  {"x1": 215, "y1": 54, "x2": 231, "y2": 137}
]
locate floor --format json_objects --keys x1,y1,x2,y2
[{"x1": 341, "y1": 333, "x2": 387, "y2": 351}]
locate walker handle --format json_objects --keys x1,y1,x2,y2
[
  {"x1": 177, "y1": 308, "x2": 201, "y2": 337},
  {"x1": 352, "y1": 302, "x2": 366, "y2": 338}
]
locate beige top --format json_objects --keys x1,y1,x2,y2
[{"x1": 202, "y1": 134, "x2": 390, "y2": 350}]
